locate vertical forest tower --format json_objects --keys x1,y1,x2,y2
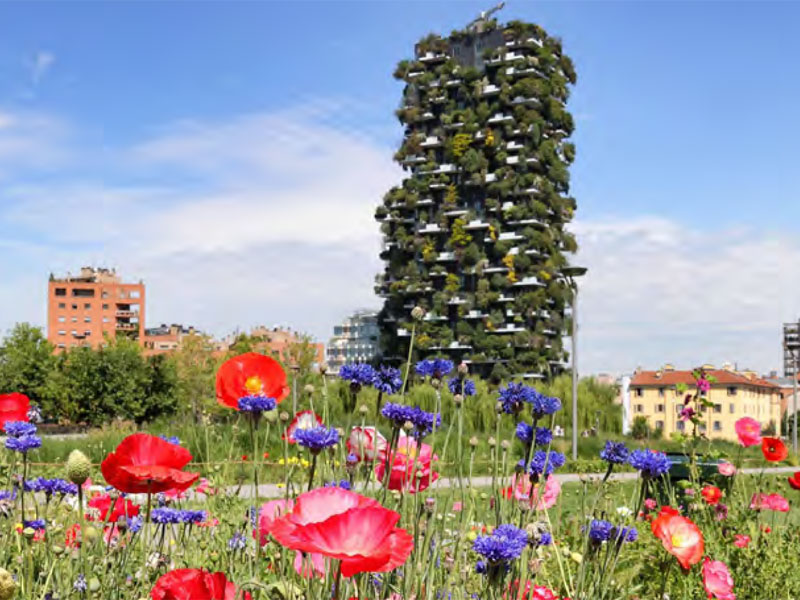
[{"x1": 375, "y1": 9, "x2": 582, "y2": 381}]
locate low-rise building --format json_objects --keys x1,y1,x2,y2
[
  {"x1": 143, "y1": 324, "x2": 199, "y2": 355},
  {"x1": 626, "y1": 364, "x2": 782, "y2": 441}
]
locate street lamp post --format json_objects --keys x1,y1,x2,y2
[
  {"x1": 562, "y1": 266, "x2": 587, "y2": 461},
  {"x1": 784, "y1": 340, "x2": 799, "y2": 455}
]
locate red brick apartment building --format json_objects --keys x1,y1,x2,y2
[{"x1": 47, "y1": 267, "x2": 145, "y2": 351}]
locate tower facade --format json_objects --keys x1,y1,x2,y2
[{"x1": 375, "y1": 16, "x2": 582, "y2": 381}]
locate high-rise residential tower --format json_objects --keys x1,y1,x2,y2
[
  {"x1": 47, "y1": 267, "x2": 145, "y2": 351},
  {"x1": 375, "y1": 11, "x2": 583, "y2": 380}
]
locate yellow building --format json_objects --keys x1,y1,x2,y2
[{"x1": 628, "y1": 365, "x2": 782, "y2": 441}]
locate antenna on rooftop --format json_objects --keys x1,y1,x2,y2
[{"x1": 467, "y1": 2, "x2": 505, "y2": 32}]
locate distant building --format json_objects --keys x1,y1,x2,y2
[
  {"x1": 214, "y1": 326, "x2": 324, "y2": 366},
  {"x1": 326, "y1": 310, "x2": 380, "y2": 372},
  {"x1": 143, "y1": 323, "x2": 199, "y2": 356},
  {"x1": 47, "y1": 267, "x2": 145, "y2": 352},
  {"x1": 783, "y1": 321, "x2": 800, "y2": 377},
  {"x1": 628, "y1": 364, "x2": 782, "y2": 441}
]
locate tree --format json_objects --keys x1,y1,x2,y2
[
  {"x1": 172, "y1": 333, "x2": 218, "y2": 423},
  {"x1": 632, "y1": 416, "x2": 650, "y2": 440},
  {"x1": 0, "y1": 323, "x2": 57, "y2": 414}
]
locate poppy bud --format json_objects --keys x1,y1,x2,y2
[
  {"x1": 501, "y1": 440, "x2": 511, "y2": 451},
  {"x1": 457, "y1": 362, "x2": 469, "y2": 377},
  {"x1": 0, "y1": 568, "x2": 16, "y2": 600},
  {"x1": 279, "y1": 412, "x2": 290, "y2": 422},
  {"x1": 488, "y1": 437, "x2": 496, "y2": 447},
  {"x1": 359, "y1": 405, "x2": 369, "y2": 415},
  {"x1": 403, "y1": 421, "x2": 414, "y2": 432},
  {"x1": 304, "y1": 384, "x2": 315, "y2": 395},
  {"x1": 319, "y1": 363, "x2": 329, "y2": 375},
  {"x1": 453, "y1": 394, "x2": 463, "y2": 406},
  {"x1": 66, "y1": 450, "x2": 92, "y2": 486},
  {"x1": 469, "y1": 436, "x2": 478, "y2": 447},
  {"x1": 411, "y1": 306, "x2": 426, "y2": 322},
  {"x1": 265, "y1": 411, "x2": 278, "y2": 423}
]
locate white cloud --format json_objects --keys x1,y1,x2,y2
[
  {"x1": 575, "y1": 217, "x2": 800, "y2": 376},
  {"x1": 0, "y1": 108, "x2": 69, "y2": 178}
]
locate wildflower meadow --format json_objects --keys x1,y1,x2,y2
[{"x1": 1, "y1": 335, "x2": 800, "y2": 600}]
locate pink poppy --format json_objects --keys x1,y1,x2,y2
[
  {"x1": 718, "y1": 463, "x2": 736, "y2": 476},
  {"x1": 644, "y1": 498, "x2": 657, "y2": 510},
  {"x1": 452, "y1": 502, "x2": 463, "y2": 512},
  {"x1": 347, "y1": 426, "x2": 388, "y2": 461},
  {"x1": 750, "y1": 493, "x2": 790, "y2": 512},
  {"x1": 734, "y1": 417, "x2": 761, "y2": 447},
  {"x1": 702, "y1": 558, "x2": 736, "y2": 600},
  {"x1": 502, "y1": 474, "x2": 561, "y2": 510},
  {"x1": 733, "y1": 534, "x2": 750, "y2": 548},
  {"x1": 270, "y1": 487, "x2": 413, "y2": 577},
  {"x1": 256, "y1": 499, "x2": 294, "y2": 546},
  {"x1": 284, "y1": 410, "x2": 324, "y2": 444},
  {"x1": 294, "y1": 550, "x2": 326, "y2": 579},
  {"x1": 196, "y1": 478, "x2": 216, "y2": 496},
  {"x1": 375, "y1": 437, "x2": 438, "y2": 494}
]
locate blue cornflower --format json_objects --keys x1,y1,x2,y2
[
  {"x1": 473, "y1": 524, "x2": 528, "y2": 564},
  {"x1": 23, "y1": 519, "x2": 46, "y2": 531},
  {"x1": 527, "y1": 389, "x2": 562, "y2": 419},
  {"x1": 381, "y1": 403, "x2": 440, "y2": 437},
  {"x1": 497, "y1": 383, "x2": 534, "y2": 414},
  {"x1": 324, "y1": 480, "x2": 352, "y2": 490},
  {"x1": 295, "y1": 426, "x2": 339, "y2": 454},
  {"x1": 74, "y1": 574, "x2": 87, "y2": 593},
  {"x1": 228, "y1": 531, "x2": 247, "y2": 551},
  {"x1": 528, "y1": 450, "x2": 565, "y2": 477},
  {"x1": 0, "y1": 490, "x2": 16, "y2": 501},
  {"x1": 447, "y1": 377, "x2": 476, "y2": 396},
  {"x1": 339, "y1": 363, "x2": 377, "y2": 388},
  {"x1": 4, "y1": 421, "x2": 37, "y2": 437},
  {"x1": 373, "y1": 366, "x2": 403, "y2": 395},
  {"x1": 415, "y1": 359, "x2": 454, "y2": 380},
  {"x1": 516, "y1": 423, "x2": 553, "y2": 447},
  {"x1": 587, "y1": 519, "x2": 614, "y2": 543},
  {"x1": 24, "y1": 477, "x2": 78, "y2": 496},
  {"x1": 600, "y1": 441, "x2": 630, "y2": 465},
  {"x1": 237, "y1": 395, "x2": 277, "y2": 413},
  {"x1": 539, "y1": 531, "x2": 553, "y2": 546},
  {"x1": 611, "y1": 525, "x2": 638, "y2": 543},
  {"x1": 346, "y1": 453, "x2": 359, "y2": 465},
  {"x1": 127, "y1": 516, "x2": 143, "y2": 533},
  {"x1": 5, "y1": 435, "x2": 41, "y2": 453},
  {"x1": 159, "y1": 435, "x2": 181, "y2": 446},
  {"x1": 151, "y1": 508, "x2": 181, "y2": 524},
  {"x1": 628, "y1": 449, "x2": 671, "y2": 478},
  {"x1": 475, "y1": 560, "x2": 487, "y2": 574}
]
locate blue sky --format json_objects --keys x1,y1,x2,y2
[{"x1": 1, "y1": 1, "x2": 800, "y2": 375}]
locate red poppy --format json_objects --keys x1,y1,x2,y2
[
  {"x1": 284, "y1": 410, "x2": 324, "y2": 444},
  {"x1": 651, "y1": 510, "x2": 704, "y2": 569},
  {"x1": 0, "y1": 392, "x2": 30, "y2": 430},
  {"x1": 86, "y1": 493, "x2": 140, "y2": 522},
  {"x1": 101, "y1": 433, "x2": 199, "y2": 494},
  {"x1": 150, "y1": 569, "x2": 250, "y2": 600},
  {"x1": 701, "y1": 485, "x2": 722, "y2": 506},
  {"x1": 65, "y1": 523, "x2": 80, "y2": 548},
  {"x1": 270, "y1": 487, "x2": 413, "y2": 577},
  {"x1": 788, "y1": 472, "x2": 800, "y2": 490},
  {"x1": 761, "y1": 437, "x2": 788, "y2": 462},
  {"x1": 216, "y1": 353, "x2": 289, "y2": 410}
]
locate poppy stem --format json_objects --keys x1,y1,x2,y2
[{"x1": 332, "y1": 561, "x2": 342, "y2": 600}]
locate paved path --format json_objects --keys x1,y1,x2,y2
[{"x1": 227, "y1": 465, "x2": 797, "y2": 499}]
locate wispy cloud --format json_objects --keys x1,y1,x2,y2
[{"x1": 28, "y1": 51, "x2": 55, "y2": 85}]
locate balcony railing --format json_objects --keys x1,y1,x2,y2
[
  {"x1": 116, "y1": 322, "x2": 137, "y2": 331},
  {"x1": 115, "y1": 310, "x2": 138, "y2": 318}
]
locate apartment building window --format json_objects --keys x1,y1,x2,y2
[
  {"x1": 58, "y1": 303, "x2": 66, "y2": 309},
  {"x1": 655, "y1": 420, "x2": 664, "y2": 430},
  {"x1": 635, "y1": 404, "x2": 644, "y2": 413},
  {"x1": 71, "y1": 317, "x2": 77, "y2": 323},
  {"x1": 656, "y1": 404, "x2": 665, "y2": 412},
  {"x1": 130, "y1": 291, "x2": 140, "y2": 298},
  {"x1": 84, "y1": 303, "x2": 91, "y2": 309},
  {"x1": 713, "y1": 404, "x2": 722, "y2": 413},
  {"x1": 102, "y1": 304, "x2": 109, "y2": 310},
  {"x1": 102, "y1": 291, "x2": 109, "y2": 298},
  {"x1": 71, "y1": 304, "x2": 78, "y2": 310},
  {"x1": 727, "y1": 387, "x2": 738, "y2": 396},
  {"x1": 713, "y1": 421, "x2": 722, "y2": 431},
  {"x1": 72, "y1": 288, "x2": 95, "y2": 297},
  {"x1": 58, "y1": 330, "x2": 66, "y2": 336},
  {"x1": 84, "y1": 317, "x2": 91, "y2": 323},
  {"x1": 58, "y1": 316, "x2": 65, "y2": 323},
  {"x1": 71, "y1": 330, "x2": 78, "y2": 335},
  {"x1": 54, "y1": 288, "x2": 66, "y2": 296},
  {"x1": 699, "y1": 424, "x2": 707, "y2": 433},
  {"x1": 634, "y1": 388, "x2": 643, "y2": 397},
  {"x1": 676, "y1": 404, "x2": 683, "y2": 413},
  {"x1": 729, "y1": 403, "x2": 735, "y2": 414},
  {"x1": 677, "y1": 421, "x2": 685, "y2": 431},
  {"x1": 84, "y1": 330, "x2": 91, "y2": 336},
  {"x1": 57, "y1": 343, "x2": 66, "y2": 348},
  {"x1": 658, "y1": 387, "x2": 665, "y2": 397},
  {"x1": 103, "y1": 317, "x2": 110, "y2": 323}
]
